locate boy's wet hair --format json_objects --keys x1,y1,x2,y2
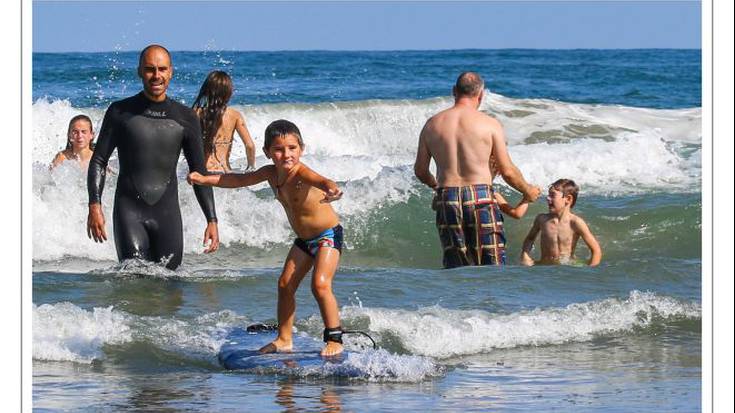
[
  {"x1": 455, "y1": 72, "x2": 484, "y2": 97},
  {"x1": 66, "y1": 114, "x2": 95, "y2": 151},
  {"x1": 264, "y1": 119, "x2": 304, "y2": 149},
  {"x1": 550, "y1": 178, "x2": 580, "y2": 209}
]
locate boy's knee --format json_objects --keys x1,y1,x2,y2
[
  {"x1": 278, "y1": 279, "x2": 297, "y2": 296},
  {"x1": 311, "y1": 278, "x2": 332, "y2": 298}
]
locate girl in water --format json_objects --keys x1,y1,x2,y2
[
  {"x1": 192, "y1": 70, "x2": 256, "y2": 172},
  {"x1": 50, "y1": 114, "x2": 96, "y2": 169}
]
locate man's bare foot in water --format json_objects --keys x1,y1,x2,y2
[
  {"x1": 258, "y1": 338, "x2": 293, "y2": 354},
  {"x1": 321, "y1": 341, "x2": 344, "y2": 357}
]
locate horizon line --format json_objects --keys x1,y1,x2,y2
[{"x1": 33, "y1": 47, "x2": 703, "y2": 54}]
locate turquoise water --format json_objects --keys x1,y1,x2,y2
[{"x1": 33, "y1": 49, "x2": 701, "y2": 411}]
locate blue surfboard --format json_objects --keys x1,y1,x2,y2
[{"x1": 218, "y1": 326, "x2": 349, "y2": 370}]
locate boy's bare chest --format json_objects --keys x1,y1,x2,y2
[
  {"x1": 540, "y1": 220, "x2": 574, "y2": 247},
  {"x1": 276, "y1": 180, "x2": 315, "y2": 208}
]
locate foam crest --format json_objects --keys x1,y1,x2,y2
[
  {"x1": 484, "y1": 92, "x2": 701, "y2": 145},
  {"x1": 31, "y1": 94, "x2": 701, "y2": 261},
  {"x1": 33, "y1": 302, "x2": 251, "y2": 364},
  {"x1": 506, "y1": 132, "x2": 700, "y2": 193},
  {"x1": 134, "y1": 310, "x2": 249, "y2": 361},
  {"x1": 32, "y1": 98, "x2": 107, "y2": 164},
  {"x1": 32, "y1": 162, "x2": 117, "y2": 261},
  {"x1": 33, "y1": 302, "x2": 132, "y2": 363},
  {"x1": 298, "y1": 349, "x2": 441, "y2": 382},
  {"x1": 233, "y1": 97, "x2": 447, "y2": 159},
  {"x1": 346, "y1": 291, "x2": 700, "y2": 359}
]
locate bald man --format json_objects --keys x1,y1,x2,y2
[
  {"x1": 87, "y1": 44, "x2": 219, "y2": 269},
  {"x1": 414, "y1": 72, "x2": 540, "y2": 268}
]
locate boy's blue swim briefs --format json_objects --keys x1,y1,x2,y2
[{"x1": 294, "y1": 224, "x2": 343, "y2": 258}]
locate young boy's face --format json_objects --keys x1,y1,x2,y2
[
  {"x1": 68, "y1": 120, "x2": 94, "y2": 150},
  {"x1": 546, "y1": 187, "x2": 571, "y2": 214},
  {"x1": 265, "y1": 134, "x2": 303, "y2": 171}
]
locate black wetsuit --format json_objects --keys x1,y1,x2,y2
[{"x1": 88, "y1": 92, "x2": 217, "y2": 270}]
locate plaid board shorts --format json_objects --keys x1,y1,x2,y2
[{"x1": 433, "y1": 184, "x2": 506, "y2": 268}]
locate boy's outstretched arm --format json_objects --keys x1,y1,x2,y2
[
  {"x1": 495, "y1": 192, "x2": 531, "y2": 219},
  {"x1": 572, "y1": 217, "x2": 602, "y2": 266},
  {"x1": 296, "y1": 164, "x2": 343, "y2": 202},
  {"x1": 521, "y1": 216, "x2": 541, "y2": 266},
  {"x1": 188, "y1": 166, "x2": 271, "y2": 188}
]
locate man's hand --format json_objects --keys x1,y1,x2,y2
[
  {"x1": 203, "y1": 221, "x2": 219, "y2": 253},
  {"x1": 87, "y1": 203, "x2": 107, "y2": 243},
  {"x1": 524, "y1": 185, "x2": 542, "y2": 202}
]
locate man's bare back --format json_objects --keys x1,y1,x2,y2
[
  {"x1": 420, "y1": 105, "x2": 499, "y2": 187},
  {"x1": 414, "y1": 87, "x2": 538, "y2": 198}
]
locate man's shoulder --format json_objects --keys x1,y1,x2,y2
[
  {"x1": 165, "y1": 97, "x2": 198, "y2": 121},
  {"x1": 108, "y1": 94, "x2": 140, "y2": 111},
  {"x1": 471, "y1": 109, "x2": 501, "y2": 127},
  {"x1": 165, "y1": 96, "x2": 194, "y2": 112}
]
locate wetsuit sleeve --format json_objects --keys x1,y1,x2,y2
[
  {"x1": 182, "y1": 113, "x2": 218, "y2": 222},
  {"x1": 88, "y1": 104, "x2": 119, "y2": 205}
]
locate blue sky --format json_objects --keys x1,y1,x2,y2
[{"x1": 33, "y1": 1, "x2": 701, "y2": 52}]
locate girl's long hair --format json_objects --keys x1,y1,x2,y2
[
  {"x1": 192, "y1": 70, "x2": 233, "y2": 147},
  {"x1": 66, "y1": 114, "x2": 95, "y2": 151}
]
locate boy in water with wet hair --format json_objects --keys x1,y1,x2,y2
[
  {"x1": 187, "y1": 119, "x2": 345, "y2": 356},
  {"x1": 521, "y1": 179, "x2": 602, "y2": 266}
]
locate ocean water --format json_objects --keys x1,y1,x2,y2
[{"x1": 32, "y1": 49, "x2": 702, "y2": 412}]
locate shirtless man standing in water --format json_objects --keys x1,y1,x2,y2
[{"x1": 414, "y1": 72, "x2": 541, "y2": 268}]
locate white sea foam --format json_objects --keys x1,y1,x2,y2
[
  {"x1": 31, "y1": 95, "x2": 701, "y2": 261},
  {"x1": 299, "y1": 348, "x2": 441, "y2": 382},
  {"x1": 342, "y1": 291, "x2": 700, "y2": 359},
  {"x1": 33, "y1": 302, "x2": 132, "y2": 363},
  {"x1": 32, "y1": 302, "x2": 249, "y2": 364}
]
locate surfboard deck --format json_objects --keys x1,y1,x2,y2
[{"x1": 218, "y1": 327, "x2": 348, "y2": 370}]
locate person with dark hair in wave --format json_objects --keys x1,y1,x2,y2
[
  {"x1": 192, "y1": 70, "x2": 255, "y2": 173},
  {"x1": 50, "y1": 114, "x2": 96, "y2": 169}
]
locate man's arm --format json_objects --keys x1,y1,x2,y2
[
  {"x1": 414, "y1": 124, "x2": 438, "y2": 189},
  {"x1": 572, "y1": 217, "x2": 602, "y2": 266},
  {"x1": 521, "y1": 215, "x2": 541, "y2": 266},
  {"x1": 86, "y1": 106, "x2": 119, "y2": 243},
  {"x1": 182, "y1": 112, "x2": 219, "y2": 253},
  {"x1": 491, "y1": 121, "x2": 540, "y2": 201}
]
